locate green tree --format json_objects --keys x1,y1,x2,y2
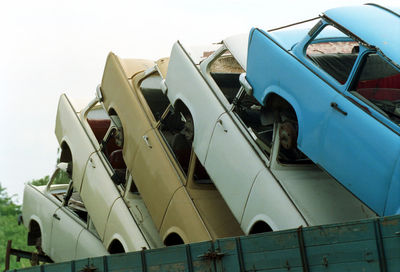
[
  {"x1": 0, "y1": 183, "x2": 34, "y2": 271},
  {"x1": 0, "y1": 185, "x2": 20, "y2": 216},
  {"x1": 31, "y1": 169, "x2": 70, "y2": 187}
]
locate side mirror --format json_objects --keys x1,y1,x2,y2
[
  {"x1": 239, "y1": 73, "x2": 253, "y2": 96},
  {"x1": 57, "y1": 162, "x2": 72, "y2": 179},
  {"x1": 57, "y1": 162, "x2": 69, "y2": 173}
]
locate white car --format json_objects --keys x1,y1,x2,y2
[
  {"x1": 22, "y1": 165, "x2": 108, "y2": 262},
  {"x1": 162, "y1": 34, "x2": 378, "y2": 234},
  {"x1": 23, "y1": 93, "x2": 164, "y2": 262}
]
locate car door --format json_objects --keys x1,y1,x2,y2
[
  {"x1": 55, "y1": 94, "x2": 98, "y2": 191},
  {"x1": 165, "y1": 42, "x2": 225, "y2": 163},
  {"x1": 99, "y1": 53, "x2": 154, "y2": 167},
  {"x1": 165, "y1": 42, "x2": 262, "y2": 224},
  {"x1": 320, "y1": 52, "x2": 400, "y2": 216},
  {"x1": 246, "y1": 27, "x2": 339, "y2": 163},
  {"x1": 80, "y1": 151, "x2": 120, "y2": 240},
  {"x1": 49, "y1": 206, "x2": 84, "y2": 262}
]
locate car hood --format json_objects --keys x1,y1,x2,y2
[{"x1": 324, "y1": 4, "x2": 400, "y2": 66}]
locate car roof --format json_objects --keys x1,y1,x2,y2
[
  {"x1": 323, "y1": 4, "x2": 400, "y2": 66},
  {"x1": 223, "y1": 33, "x2": 248, "y2": 70}
]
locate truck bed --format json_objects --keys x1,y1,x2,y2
[{"x1": 9, "y1": 214, "x2": 400, "y2": 271}]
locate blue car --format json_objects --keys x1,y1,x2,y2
[{"x1": 244, "y1": 4, "x2": 400, "y2": 216}]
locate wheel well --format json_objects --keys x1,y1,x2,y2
[
  {"x1": 249, "y1": 221, "x2": 273, "y2": 235},
  {"x1": 264, "y1": 93, "x2": 297, "y2": 123},
  {"x1": 108, "y1": 108, "x2": 117, "y2": 116},
  {"x1": 27, "y1": 220, "x2": 41, "y2": 246},
  {"x1": 174, "y1": 100, "x2": 190, "y2": 117},
  {"x1": 164, "y1": 233, "x2": 184, "y2": 246},
  {"x1": 108, "y1": 240, "x2": 125, "y2": 254},
  {"x1": 59, "y1": 142, "x2": 72, "y2": 163}
]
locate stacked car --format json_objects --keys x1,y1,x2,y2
[{"x1": 22, "y1": 3, "x2": 399, "y2": 263}]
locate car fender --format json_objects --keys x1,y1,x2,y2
[
  {"x1": 244, "y1": 214, "x2": 278, "y2": 234},
  {"x1": 27, "y1": 216, "x2": 46, "y2": 249},
  {"x1": 162, "y1": 226, "x2": 188, "y2": 245},
  {"x1": 106, "y1": 233, "x2": 128, "y2": 253},
  {"x1": 263, "y1": 89, "x2": 304, "y2": 144}
]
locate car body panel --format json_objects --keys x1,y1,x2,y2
[
  {"x1": 131, "y1": 127, "x2": 182, "y2": 229},
  {"x1": 185, "y1": 167, "x2": 244, "y2": 238},
  {"x1": 269, "y1": 124, "x2": 377, "y2": 225},
  {"x1": 22, "y1": 185, "x2": 60, "y2": 254},
  {"x1": 205, "y1": 112, "x2": 262, "y2": 222},
  {"x1": 100, "y1": 53, "x2": 154, "y2": 166},
  {"x1": 49, "y1": 207, "x2": 85, "y2": 261},
  {"x1": 324, "y1": 4, "x2": 400, "y2": 65},
  {"x1": 76, "y1": 229, "x2": 109, "y2": 260},
  {"x1": 22, "y1": 179, "x2": 108, "y2": 262},
  {"x1": 104, "y1": 197, "x2": 154, "y2": 251},
  {"x1": 240, "y1": 168, "x2": 306, "y2": 232},
  {"x1": 81, "y1": 152, "x2": 119, "y2": 239},
  {"x1": 159, "y1": 187, "x2": 211, "y2": 243},
  {"x1": 165, "y1": 33, "x2": 378, "y2": 234},
  {"x1": 99, "y1": 52, "x2": 243, "y2": 244},
  {"x1": 55, "y1": 95, "x2": 96, "y2": 191},
  {"x1": 246, "y1": 5, "x2": 400, "y2": 216},
  {"x1": 123, "y1": 191, "x2": 163, "y2": 249},
  {"x1": 54, "y1": 93, "x2": 164, "y2": 253},
  {"x1": 165, "y1": 42, "x2": 225, "y2": 163}
]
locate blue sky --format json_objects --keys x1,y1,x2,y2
[{"x1": 0, "y1": 0, "x2": 396, "y2": 202}]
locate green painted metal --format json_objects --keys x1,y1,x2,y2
[{"x1": 9, "y1": 215, "x2": 400, "y2": 272}]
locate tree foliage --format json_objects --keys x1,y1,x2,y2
[
  {"x1": 0, "y1": 183, "x2": 34, "y2": 270},
  {"x1": 0, "y1": 184, "x2": 20, "y2": 217}
]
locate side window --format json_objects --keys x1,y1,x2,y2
[
  {"x1": 100, "y1": 115, "x2": 127, "y2": 187},
  {"x1": 351, "y1": 53, "x2": 400, "y2": 124},
  {"x1": 139, "y1": 73, "x2": 170, "y2": 121},
  {"x1": 159, "y1": 108, "x2": 192, "y2": 175},
  {"x1": 232, "y1": 90, "x2": 273, "y2": 157},
  {"x1": 209, "y1": 49, "x2": 245, "y2": 104},
  {"x1": 158, "y1": 106, "x2": 213, "y2": 184},
  {"x1": 87, "y1": 106, "x2": 112, "y2": 144},
  {"x1": 306, "y1": 24, "x2": 359, "y2": 84},
  {"x1": 65, "y1": 187, "x2": 88, "y2": 223}
]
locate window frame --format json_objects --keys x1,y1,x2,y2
[{"x1": 304, "y1": 21, "x2": 361, "y2": 87}]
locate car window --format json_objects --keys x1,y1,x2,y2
[
  {"x1": 232, "y1": 90, "x2": 272, "y2": 158},
  {"x1": 351, "y1": 53, "x2": 400, "y2": 124},
  {"x1": 87, "y1": 106, "x2": 111, "y2": 144},
  {"x1": 100, "y1": 116, "x2": 128, "y2": 187},
  {"x1": 139, "y1": 73, "x2": 170, "y2": 121},
  {"x1": 158, "y1": 107, "x2": 213, "y2": 184},
  {"x1": 65, "y1": 188, "x2": 88, "y2": 223},
  {"x1": 209, "y1": 49, "x2": 244, "y2": 104},
  {"x1": 306, "y1": 25, "x2": 359, "y2": 84},
  {"x1": 159, "y1": 108, "x2": 192, "y2": 175}
]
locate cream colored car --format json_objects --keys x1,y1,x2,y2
[
  {"x1": 96, "y1": 53, "x2": 243, "y2": 245},
  {"x1": 54, "y1": 94, "x2": 163, "y2": 253},
  {"x1": 22, "y1": 165, "x2": 108, "y2": 262}
]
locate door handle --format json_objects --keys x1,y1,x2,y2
[
  {"x1": 53, "y1": 213, "x2": 60, "y2": 221},
  {"x1": 217, "y1": 119, "x2": 228, "y2": 133},
  {"x1": 143, "y1": 135, "x2": 152, "y2": 148},
  {"x1": 331, "y1": 102, "x2": 347, "y2": 116}
]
